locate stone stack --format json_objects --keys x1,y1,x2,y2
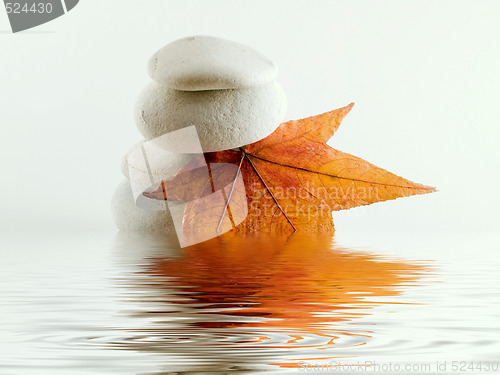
[{"x1": 112, "y1": 35, "x2": 287, "y2": 232}]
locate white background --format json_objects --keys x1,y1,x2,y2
[{"x1": 1, "y1": 0, "x2": 499, "y2": 234}]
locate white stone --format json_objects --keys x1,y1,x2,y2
[
  {"x1": 134, "y1": 81, "x2": 287, "y2": 152},
  {"x1": 111, "y1": 179, "x2": 176, "y2": 233},
  {"x1": 147, "y1": 35, "x2": 278, "y2": 91},
  {"x1": 120, "y1": 140, "x2": 143, "y2": 179},
  {"x1": 121, "y1": 139, "x2": 196, "y2": 183},
  {"x1": 120, "y1": 153, "x2": 129, "y2": 179}
]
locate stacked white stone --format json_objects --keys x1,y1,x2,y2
[{"x1": 112, "y1": 35, "x2": 287, "y2": 232}]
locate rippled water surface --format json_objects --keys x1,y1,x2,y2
[{"x1": 1, "y1": 230, "x2": 499, "y2": 374}]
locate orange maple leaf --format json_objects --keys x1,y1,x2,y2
[{"x1": 144, "y1": 103, "x2": 436, "y2": 239}]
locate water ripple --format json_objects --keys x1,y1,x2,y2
[
  {"x1": 104, "y1": 232, "x2": 435, "y2": 373},
  {"x1": 2, "y1": 231, "x2": 499, "y2": 374}
]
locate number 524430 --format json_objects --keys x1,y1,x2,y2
[{"x1": 5, "y1": 2, "x2": 53, "y2": 14}]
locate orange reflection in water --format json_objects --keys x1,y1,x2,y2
[
  {"x1": 110, "y1": 232, "x2": 429, "y2": 374},
  {"x1": 130, "y1": 232, "x2": 429, "y2": 369}
]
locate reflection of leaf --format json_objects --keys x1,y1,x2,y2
[
  {"x1": 145, "y1": 104, "x2": 436, "y2": 235},
  {"x1": 114, "y1": 232, "x2": 432, "y2": 372},
  {"x1": 145, "y1": 232, "x2": 429, "y2": 333}
]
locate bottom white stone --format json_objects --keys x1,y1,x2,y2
[{"x1": 111, "y1": 179, "x2": 175, "y2": 233}]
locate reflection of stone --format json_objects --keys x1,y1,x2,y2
[
  {"x1": 110, "y1": 233, "x2": 429, "y2": 373},
  {"x1": 112, "y1": 231, "x2": 181, "y2": 259}
]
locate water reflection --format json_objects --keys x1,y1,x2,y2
[{"x1": 110, "y1": 232, "x2": 430, "y2": 373}]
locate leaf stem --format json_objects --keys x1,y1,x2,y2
[
  {"x1": 245, "y1": 153, "x2": 297, "y2": 232},
  {"x1": 216, "y1": 152, "x2": 246, "y2": 234}
]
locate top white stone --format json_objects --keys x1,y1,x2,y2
[{"x1": 147, "y1": 35, "x2": 278, "y2": 91}]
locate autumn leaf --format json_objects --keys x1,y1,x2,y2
[{"x1": 144, "y1": 103, "x2": 436, "y2": 238}]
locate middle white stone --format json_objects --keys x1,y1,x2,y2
[{"x1": 134, "y1": 81, "x2": 287, "y2": 153}]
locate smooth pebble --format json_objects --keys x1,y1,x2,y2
[
  {"x1": 111, "y1": 179, "x2": 175, "y2": 233},
  {"x1": 134, "y1": 81, "x2": 287, "y2": 152},
  {"x1": 147, "y1": 35, "x2": 278, "y2": 91},
  {"x1": 121, "y1": 139, "x2": 196, "y2": 182}
]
